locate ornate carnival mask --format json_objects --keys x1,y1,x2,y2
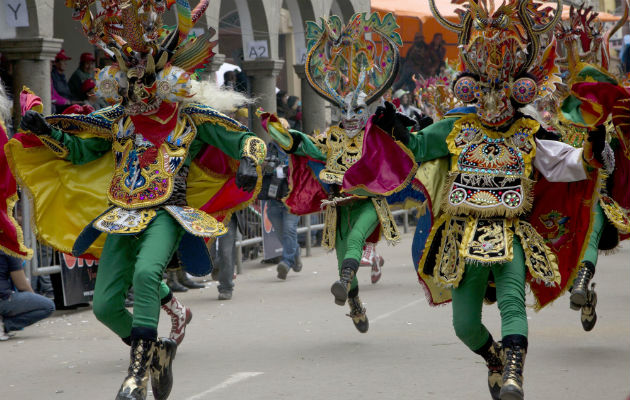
[
  {"x1": 341, "y1": 91, "x2": 369, "y2": 137},
  {"x1": 431, "y1": 0, "x2": 562, "y2": 127},
  {"x1": 66, "y1": 0, "x2": 217, "y2": 115},
  {"x1": 304, "y1": 12, "x2": 402, "y2": 136}
]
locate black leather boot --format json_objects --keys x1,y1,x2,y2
[
  {"x1": 570, "y1": 261, "x2": 595, "y2": 309},
  {"x1": 150, "y1": 338, "x2": 177, "y2": 400},
  {"x1": 474, "y1": 336, "x2": 503, "y2": 400},
  {"x1": 347, "y1": 295, "x2": 369, "y2": 333},
  {"x1": 116, "y1": 338, "x2": 155, "y2": 400},
  {"x1": 581, "y1": 283, "x2": 598, "y2": 332},
  {"x1": 176, "y1": 268, "x2": 205, "y2": 289},
  {"x1": 499, "y1": 335, "x2": 527, "y2": 400},
  {"x1": 330, "y1": 259, "x2": 359, "y2": 306},
  {"x1": 165, "y1": 269, "x2": 188, "y2": 293}
]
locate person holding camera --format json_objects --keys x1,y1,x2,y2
[{"x1": 259, "y1": 138, "x2": 302, "y2": 280}]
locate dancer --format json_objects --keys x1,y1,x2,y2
[
  {"x1": 259, "y1": 12, "x2": 415, "y2": 333},
  {"x1": 7, "y1": 1, "x2": 265, "y2": 399},
  {"x1": 401, "y1": 0, "x2": 609, "y2": 398},
  {"x1": 548, "y1": 2, "x2": 630, "y2": 331}
]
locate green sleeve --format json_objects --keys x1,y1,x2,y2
[
  {"x1": 50, "y1": 127, "x2": 112, "y2": 165},
  {"x1": 290, "y1": 129, "x2": 326, "y2": 161},
  {"x1": 195, "y1": 122, "x2": 252, "y2": 159},
  {"x1": 268, "y1": 123, "x2": 325, "y2": 161},
  {"x1": 406, "y1": 117, "x2": 455, "y2": 162}
]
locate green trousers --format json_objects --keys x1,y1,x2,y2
[
  {"x1": 335, "y1": 200, "x2": 380, "y2": 291},
  {"x1": 451, "y1": 238, "x2": 527, "y2": 352},
  {"x1": 581, "y1": 202, "x2": 605, "y2": 266},
  {"x1": 93, "y1": 210, "x2": 183, "y2": 339}
]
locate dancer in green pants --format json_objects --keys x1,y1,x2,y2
[
  {"x1": 388, "y1": 1, "x2": 608, "y2": 398},
  {"x1": 259, "y1": 12, "x2": 414, "y2": 333},
  {"x1": 12, "y1": 3, "x2": 265, "y2": 399}
]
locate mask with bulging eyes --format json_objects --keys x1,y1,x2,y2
[{"x1": 341, "y1": 91, "x2": 368, "y2": 138}]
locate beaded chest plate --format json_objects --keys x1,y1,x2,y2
[
  {"x1": 319, "y1": 126, "x2": 364, "y2": 185},
  {"x1": 108, "y1": 116, "x2": 195, "y2": 209},
  {"x1": 443, "y1": 115, "x2": 538, "y2": 218}
]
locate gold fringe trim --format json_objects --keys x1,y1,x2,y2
[
  {"x1": 439, "y1": 173, "x2": 535, "y2": 219},
  {"x1": 0, "y1": 191, "x2": 34, "y2": 260},
  {"x1": 321, "y1": 204, "x2": 337, "y2": 250},
  {"x1": 515, "y1": 220, "x2": 561, "y2": 287},
  {"x1": 417, "y1": 214, "x2": 448, "y2": 284},
  {"x1": 371, "y1": 197, "x2": 401, "y2": 245}
]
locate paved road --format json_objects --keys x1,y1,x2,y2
[{"x1": 2, "y1": 234, "x2": 629, "y2": 399}]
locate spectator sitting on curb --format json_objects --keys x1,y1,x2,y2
[{"x1": 0, "y1": 250, "x2": 55, "y2": 341}]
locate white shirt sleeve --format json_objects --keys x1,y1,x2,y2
[{"x1": 533, "y1": 138, "x2": 588, "y2": 182}]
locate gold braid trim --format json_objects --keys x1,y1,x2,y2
[
  {"x1": 321, "y1": 204, "x2": 337, "y2": 250},
  {"x1": 242, "y1": 136, "x2": 266, "y2": 165},
  {"x1": 433, "y1": 214, "x2": 467, "y2": 288},
  {"x1": 371, "y1": 197, "x2": 401, "y2": 245},
  {"x1": 185, "y1": 104, "x2": 248, "y2": 133},
  {"x1": 461, "y1": 218, "x2": 514, "y2": 265},
  {"x1": 515, "y1": 220, "x2": 560, "y2": 286},
  {"x1": 46, "y1": 116, "x2": 113, "y2": 139},
  {"x1": 417, "y1": 214, "x2": 447, "y2": 281},
  {"x1": 0, "y1": 119, "x2": 32, "y2": 259},
  {"x1": 597, "y1": 168, "x2": 630, "y2": 234},
  {"x1": 39, "y1": 135, "x2": 69, "y2": 159},
  {"x1": 0, "y1": 191, "x2": 33, "y2": 260},
  {"x1": 599, "y1": 194, "x2": 630, "y2": 234}
]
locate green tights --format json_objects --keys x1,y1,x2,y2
[
  {"x1": 451, "y1": 238, "x2": 527, "y2": 352},
  {"x1": 335, "y1": 200, "x2": 380, "y2": 291},
  {"x1": 92, "y1": 210, "x2": 183, "y2": 339},
  {"x1": 581, "y1": 202, "x2": 605, "y2": 266}
]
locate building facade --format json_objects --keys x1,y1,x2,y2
[{"x1": 0, "y1": 0, "x2": 370, "y2": 139}]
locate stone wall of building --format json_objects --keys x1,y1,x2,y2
[{"x1": 0, "y1": 0, "x2": 370, "y2": 139}]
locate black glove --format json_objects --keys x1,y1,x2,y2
[
  {"x1": 235, "y1": 157, "x2": 259, "y2": 193},
  {"x1": 587, "y1": 124, "x2": 606, "y2": 166},
  {"x1": 373, "y1": 101, "x2": 397, "y2": 132},
  {"x1": 373, "y1": 102, "x2": 414, "y2": 145},
  {"x1": 412, "y1": 111, "x2": 433, "y2": 131},
  {"x1": 20, "y1": 110, "x2": 52, "y2": 136}
]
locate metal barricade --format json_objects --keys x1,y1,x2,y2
[
  {"x1": 232, "y1": 201, "x2": 411, "y2": 273},
  {"x1": 18, "y1": 192, "x2": 413, "y2": 277}
]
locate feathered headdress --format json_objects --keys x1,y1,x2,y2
[{"x1": 304, "y1": 12, "x2": 403, "y2": 107}]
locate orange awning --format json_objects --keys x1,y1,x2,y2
[{"x1": 371, "y1": 0, "x2": 623, "y2": 22}]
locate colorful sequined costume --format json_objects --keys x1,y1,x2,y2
[
  {"x1": 0, "y1": 85, "x2": 32, "y2": 261},
  {"x1": 259, "y1": 12, "x2": 416, "y2": 333},
  {"x1": 5, "y1": 2, "x2": 265, "y2": 400},
  {"x1": 532, "y1": 2, "x2": 630, "y2": 331},
  {"x1": 401, "y1": 0, "x2": 607, "y2": 398}
]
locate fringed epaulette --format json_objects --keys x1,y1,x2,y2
[
  {"x1": 181, "y1": 103, "x2": 247, "y2": 133},
  {"x1": 46, "y1": 105, "x2": 123, "y2": 139}
]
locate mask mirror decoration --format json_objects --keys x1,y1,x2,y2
[
  {"x1": 304, "y1": 12, "x2": 402, "y2": 134},
  {"x1": 453, "y1": 76, "x2": 480, "y2": 103},
  {"x1": 511, "y1": 77, "x2": 537, "y2": 105}
]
